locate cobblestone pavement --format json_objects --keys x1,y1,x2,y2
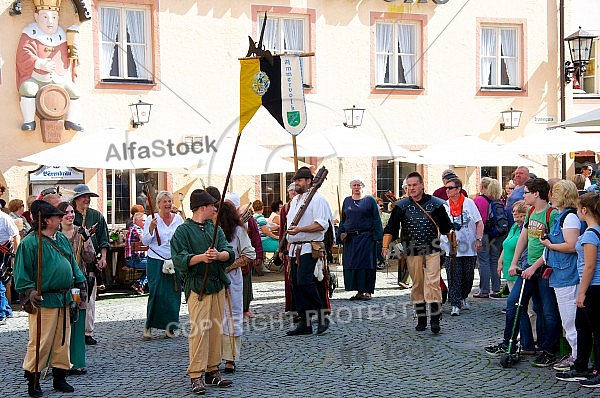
[{"x1": 1, "y1": 266, "x2": 597, "y2": 397}]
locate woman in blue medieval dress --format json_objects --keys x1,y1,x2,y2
[{"x1": 337, "y1": 176, "x2": 383, "y2": 300}]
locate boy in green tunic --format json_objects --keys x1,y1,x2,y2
[
  {"x1": 14, "y1": 200, "x2": 87, "y2": 397},
  {"x1": 171, "y1": 189, "x2": 234, "y2": 395}
]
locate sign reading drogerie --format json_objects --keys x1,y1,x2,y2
[{"x1": 534, "y1": 116, "x2": 556, "y2": 124}]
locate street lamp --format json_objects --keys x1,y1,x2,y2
[
  {"x1": 129, "y1": 100, "x2": 152, "y2": 128},
  {"x1": 343, "y1": 105, "x2": 365, "y2": 128},
  {"x1": 500, "y1": 107, "x2": 522, "y2": 131},
  {"x1": 564, "y1": 27, "x2": 598, "y2": 84}
]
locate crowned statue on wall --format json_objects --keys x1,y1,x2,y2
[{"x1": 16, "y1": 0, "x2": 83, "y2": 132}]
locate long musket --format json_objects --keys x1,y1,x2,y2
[
  {"x1": 277, "y1": 167, "x2": 328, "y2": 255},
  {"x1": 75, "y1": 208, "x2": 87, "y2": 264},
  {"x1": 142, "y1": 182, "x2": 161, "y2": 246},
  {"x1": 34, "y1": 212, "x2": 42, "y2": 385}
]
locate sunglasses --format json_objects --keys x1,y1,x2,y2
[{"x1": 445, "y1": 186, "x2": 459, "y2": 190}]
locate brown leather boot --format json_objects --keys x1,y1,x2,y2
[{"x1": 205, "y1": 369, "x2": 232, "y2": 388}]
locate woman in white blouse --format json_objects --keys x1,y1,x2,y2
[{"x1": 142, "y1": 191, "x2": 184, "y2": 340}]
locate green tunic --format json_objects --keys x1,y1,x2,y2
[
  {"x1": 13, "y1": 232, "x2": 87, "y2": 307},
  {"x1": 74, "y1": 207, "x2": 110, "y2": 254},
  {"x1": 171, "y1": 219, "x2": 234, "y2": 300}
]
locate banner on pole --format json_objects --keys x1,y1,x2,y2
[{"x1": 239, "y1": 54, "x2": 307, "y2": 136}]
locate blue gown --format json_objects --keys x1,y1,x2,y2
[{"x1": 337, "y1": 196, "x2": 382, "y2": 294}]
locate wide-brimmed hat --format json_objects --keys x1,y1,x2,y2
[
  {"x1": 72, "y1": 184, "x2": 99, "y2": 200},
  {"x1": 292, "y1": 166, "x2": 313, "y2": 180},
  {"x1": 30, "y1": 200, "x2": 64, "y2": 218},
  {"x1": 190, "y1": 189, "x2": 218, "y2": 211}
]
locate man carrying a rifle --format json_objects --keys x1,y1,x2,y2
[
  {"x1": 283, "y1": 167, "x2": 334, "y2": 336},
  {"x1": 382, "y1": 172, "x2": 453, "y2": 334},
  {"x1": 71, "y1": 184, "x2": 109, "y2": 346}
]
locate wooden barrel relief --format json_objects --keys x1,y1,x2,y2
[{"x1": 36, "y1": 85, "x2": 70, "y2": 120}]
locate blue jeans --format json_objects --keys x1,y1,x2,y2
[
  {"x1": 0, "y1": 282, "x2": 12, "y2": 319},
  {"x1": 503, "y1": 276, "x2": 535, "y2": 351},
  {"x1": 503, "y1": 275, "x2": 561, "y2": 353},
  {"x1": 535, "y1": 277, "x2": 561, "y2": 353},
  {"x1": 477, "y1": 234, "x2": 503, "y2": 294}
]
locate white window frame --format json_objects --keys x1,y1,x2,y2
[
  {"x1": 375, "y1": 21, "x2": 422, "y2": 88},
  {"x1": 104, "y1": 169, "x2": 160, "y2": 226},
  {"x1": 480, "y1": 25, "x2": 521, "y2": 89},
  {"x1": 99, "y1": 4, "x2": 152, "y2": 82},
  {"x1": 258, "y1": 13, "x2": 311, "y2": 87},
  {"x1": 581, "y1": 38, "x2": 599, "y2": 95}
]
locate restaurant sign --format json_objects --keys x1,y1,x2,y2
[{"x1": 30, "y1": 166, "x2": 84, "y2": 182}]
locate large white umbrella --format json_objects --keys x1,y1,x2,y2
[
  {"x1": 19, "y1": 128, "x2": 209, "y2": 170},
  {"x1": 191, "y1": 136, "x2": 299, "y2": 176},
  {"x1": 397, "y1": 135, "x2": 539, "y2": 167},
  {"x1": 501, "y1": 128, "x2": 600, "y2": 155},
  {"x1": 270, "y1": 125, "x2": 411, "y2": 159},
  {"x1": 548, "y1": 107, "x2": 600, "y2": 129}
]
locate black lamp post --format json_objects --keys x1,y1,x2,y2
[
  {"x1": 564, "y1": 27, "x2": 598, "y2": 85},
  {"x1": 343, "y1": 105, "x2": 365, "y2": 128},
  {"x1": 129, "y1": 100, "x2": 152, "y2": 128},
  {"x1": 500, "y1": 107, "x2": 522, "y2": 131}
]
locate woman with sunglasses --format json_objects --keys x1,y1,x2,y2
[{"x1": 441, "y1": 178, "x2": 484, "y2": 317}]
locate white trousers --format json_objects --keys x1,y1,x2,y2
[{"x1": 554, "y1": 284, "x2": 579, "y2": 359}]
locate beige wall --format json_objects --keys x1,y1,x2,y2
[{"x1": 0, "y1": 0, "x2": 567, "y2": 213}]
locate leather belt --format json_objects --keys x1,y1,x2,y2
[{"x1": 347, "y1": 230, "x2": 370, "y2": 236}]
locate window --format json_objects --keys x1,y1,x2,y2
[
  {"x1": 481, "y1": 166, "x2": 498, "y2": 179},
  {"x1": 260, "y1": 171, "x2": 296, "y2": 216},
  {"x1": 501, "y1": 166, "x2": 516, "y2": 187},
  {"x1": 375, "y1": 22, "x2": 421, "y2": 88},
  {"x1": 376, "y1": 160, "x2": 416, "y2": 208},
  {"x1": 99, "y1": 4, "x2": 152, "y2": 83},
  {"x1": 258, "y1": 13, "x2": 312, "y2": 88},
  {"x1": 581, "y1": 38, "x2": 599, "y2": 95},
  {"x1": 105, "y1": 169, "x2": 158, "y2": 225},
  {"x1": 261, "y1": 173, "x2": 282, "y2": 217},
  {"x1": 480, "y1": 26, "x2": 521, "y2": 89}
]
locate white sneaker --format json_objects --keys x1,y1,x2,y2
[
  {"x1": 553, "y1": 355, "x2": 575, "y2": 371},
  {"x1": 462, "y1": 299, "x2": 470, "y2": 310},
  {"x1": 451, "y1": 306, "x2": 460, "y2": 316}
]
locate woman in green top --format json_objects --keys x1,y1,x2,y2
[{"x1": 498, "y1": 200, "x2": 527, "y2": 292}]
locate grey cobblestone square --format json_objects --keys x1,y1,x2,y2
[{"x1": 0, "y1": 268, "x2": 596, "y2": 397}]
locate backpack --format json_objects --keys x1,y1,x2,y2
[
  {"x1": 526, "y1": 205, "x2": 555, "y2": 233},
  {"x1": 482, "y1": 195, "x2": 509, "y2": 238}
]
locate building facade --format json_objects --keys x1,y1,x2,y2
[{"x1": 1, "y1": 0, "x2": 592, "y2": 223}]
